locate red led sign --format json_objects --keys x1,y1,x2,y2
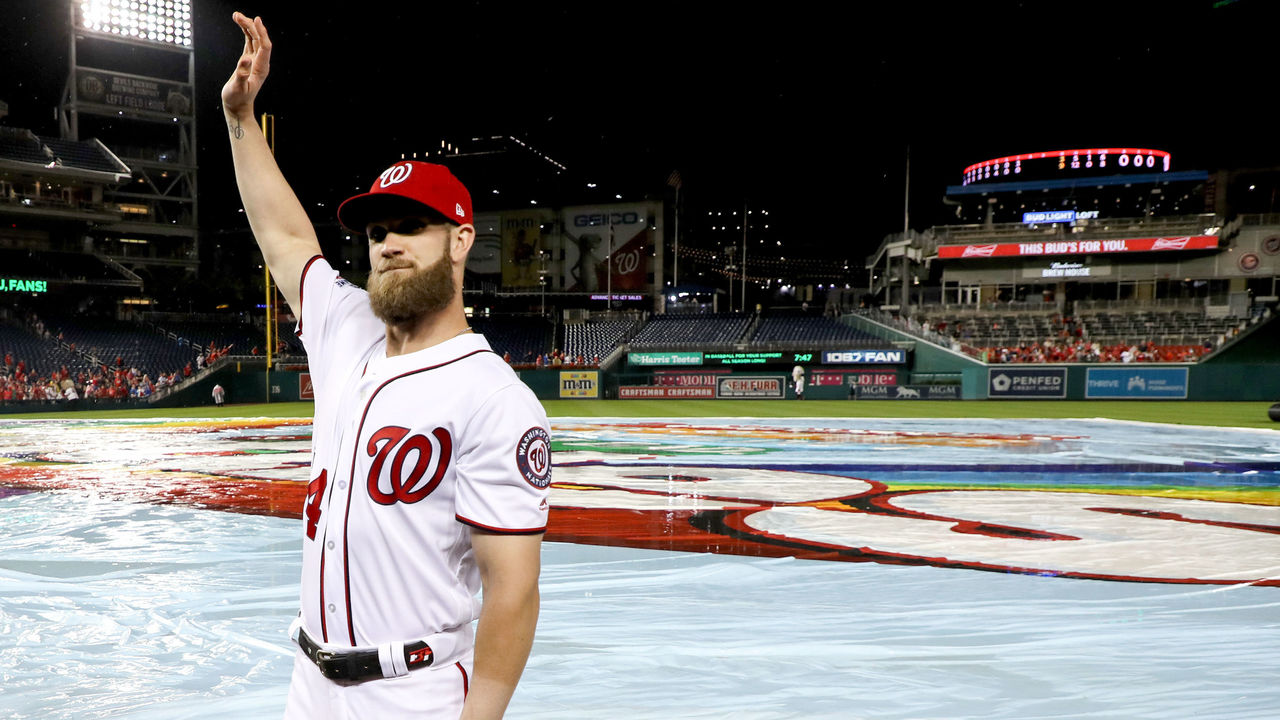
[{"x1": 937, "y1": 235, "x2": 1219, "y2": 259}]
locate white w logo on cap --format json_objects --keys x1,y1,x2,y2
[{"x1": 378, "y1": 163, "x2": 413, "y2": 188}]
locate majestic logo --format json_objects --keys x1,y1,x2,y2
[
  {"x1": 455, "y1": 202, "x2": 465, "y2": 218},
  {"x1": 366, "y1": 426, "x2": 452, "y2": 505},
  {"x1": 1151, "y1": 237, "x2": 1190, "y2": 251},
  {"x1": 962, "y1": 244, "x2": 998, "y2": 258},
  {"x1": 378, "y1": 163, "x2": 413, "y2": 188},
  {"x1": 516, "y1": 427, "x2": 552, "y2": 489}
]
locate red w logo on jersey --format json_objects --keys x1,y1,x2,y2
[{"x1": 366, "y1": 426, "x2": 452, "y2": 505}]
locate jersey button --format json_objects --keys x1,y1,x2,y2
[
  {"x1": 326, "y1": 540, "x2": 335, "y2": 550},
  {"x1": 328, "y1": 604, "x2": 336, "y2": 613},
  {"x1": 338, "y1": 481, "x2": 347, "y2": 490}
]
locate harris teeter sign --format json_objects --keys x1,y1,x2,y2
[{"x1": 628, "y1": 352, "x2": 703, "y2": 366}]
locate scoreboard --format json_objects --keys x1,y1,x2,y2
[{"x1": 962, "y1": 147, "x2": 1171, "y2": 186}]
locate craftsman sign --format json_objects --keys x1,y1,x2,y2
[
  {"x1": 821, "y1": 349, "x2": 906, "y2": 365},
  {"x1": 619, "y1": 386, "x2": 715, "y2": 399},
  {"x1": 938, "y1": 235, "x2": 1219, "y2": 259}
]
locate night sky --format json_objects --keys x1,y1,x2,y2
[{"x1": 2, "y1": 0, "x2": 1277, "y2": 262}]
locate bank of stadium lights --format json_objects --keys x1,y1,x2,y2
[{"x1": 78, "y1": 0, "x2": 194, "y2": 47}]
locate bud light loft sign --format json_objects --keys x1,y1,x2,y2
[
  {"x1": 988, "y1": 368, "x2": 1067, "y2": 399},
  {"x1": 1085, "y1": 368, "x2": 1188, "y2": 399},
  {"x1": 1022, "y1": 210, "x2": 1100, "y2": 224}
]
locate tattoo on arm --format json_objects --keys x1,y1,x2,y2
[{"x1": 229, "y1": 120, "x2": 244, "y2": 139}]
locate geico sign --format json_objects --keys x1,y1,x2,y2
[{"x1": 574, "y1": 212, "x2": 641, "y2": 227}]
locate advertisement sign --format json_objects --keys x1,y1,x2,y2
[
  {"x1": 1022, "y1": 210, "x2": 1099, "y2": 224},
  {"x1": 628, "y1": 352, "x2": 703, "y2": 367},
  {"x1": 988, "y1": 368, "x2": 1067, "y2": 399},
  {"x1": 715, "y1": 376, "x2": 784, "y2": 399},
  {"x1": 76, "y1": 69, "x2": 193, "y2": 116},
  {"x1": 810, "y1": 371, "x2": 899, "y2": 387},
  {"x1": 501, "y1": 209, "x2": 553, "y2": 288},
  {"x1": 1086, "y1": 368, "x2": 1188, "y2": 399},
  {"x1": 0, "y1": 279, "x2": 49, "y2": 293},
  {"x1": 705, "y1": 351, "x2": 786, "y2": 365},
  {"x1": 821, "y1": 349, "x2": 906, "y2": 365},
  {"x1": 619, "y1": 386, "x2": 715, "y2": 399},
  {"x1": 653, "y1": 371, "x2": 728, "y2": 387},
  {"x1": 853, "y1": 384, "x2": 960, "y2": 400},
  {"x1": 938, "y1": 235, "x2": 1218, "y2": 259},
  {"x1": 299, "y1": 373, "x2": 314, "y2": 401},
  {"x1": 562, "y1": 203, "x2": 655, "y2": 292},
  {"x1": 467, "y1": 214, "x2": 502, "y2": 275},
  {"x1": 559, "y1": 371, "x2": 599, "y2": 398}
]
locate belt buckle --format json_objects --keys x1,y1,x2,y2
[{"x1": 314, "y1": 649, "x2": 345, "y2": 680}]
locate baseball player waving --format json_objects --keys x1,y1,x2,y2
[{"x1": 222, "y1": 13, "x2": 550, "y2": 719}]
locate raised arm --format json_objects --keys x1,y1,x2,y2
[{"x1": 221, "y1": 12, "x2": 320, "y2": 314}]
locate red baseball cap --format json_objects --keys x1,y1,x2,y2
[{"x1": 337, "y1": 161, "x2": 472, "y2": 232}]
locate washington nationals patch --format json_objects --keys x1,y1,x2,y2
[{"x1": 516, "y1": 427, "x2": 552, "y2": 489}]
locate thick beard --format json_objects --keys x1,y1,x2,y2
[{"x1": 367, "y1": 243, "x2": 456, "y2": 325}]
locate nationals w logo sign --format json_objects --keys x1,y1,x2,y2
[{"x1": 366, "y1": 426, "x2": 452, "y2": 505}]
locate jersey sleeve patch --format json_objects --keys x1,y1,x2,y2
[{"x1": 515, "y1": 427, "x2": 552, "y2": 489}]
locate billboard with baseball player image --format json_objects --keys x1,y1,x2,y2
[{"x1": 500, "y1": 209, "x2": 553, "y2": 287}]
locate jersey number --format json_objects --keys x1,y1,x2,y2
[
  {"x1": 305, "y1": 469, "x2": 327, "y2": 540},
  {"x1": 366, "y1": 426, "x2": 453, "y2": 505}
]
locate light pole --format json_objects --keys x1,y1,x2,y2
[
  {"x1": 741, "y1": 201, "x2": 748, "y2": 313},
  {"x1": 606, "y1": 221, "x2": 614, "y2": 312}
]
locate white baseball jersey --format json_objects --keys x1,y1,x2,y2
[{"x1": 294, "y1": 255, "x2": 551, "y2": 649}]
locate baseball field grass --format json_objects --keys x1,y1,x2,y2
[{"x1": 2, "y1": 399, "x2": 1276, "y2": 430}]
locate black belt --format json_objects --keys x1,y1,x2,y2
[{"x1": 295, "y1": 626, "x2": 434, "y2": 682}]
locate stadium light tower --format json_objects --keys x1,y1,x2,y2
[{"x1": 63, "y1": 0, "x2": 201, "y2": 286}]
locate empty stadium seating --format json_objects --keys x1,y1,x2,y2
[
  {"x1": 628, "y1": 313, "x2": 752, "y2": 349},
  {"x1": 563, "y1": 319, "x2": 640, "y2": 362},
  {"x1": 748, "y1": 314, "x2": 885, "y2": 346},
  {"x1": 470, "y1": 316, "x2": 554, "y2": 361}
]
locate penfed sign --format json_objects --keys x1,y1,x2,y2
[{"x1": 988, "y1": 368, "x2": 1067, "y2": 399}]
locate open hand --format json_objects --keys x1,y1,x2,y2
[{"x1": 221, "y1": 12, "x2": 272, "y2": 120}]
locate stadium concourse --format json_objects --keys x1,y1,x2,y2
[{"x1": 0, "y1": 413, "x2": 1277, "y2": 719}]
